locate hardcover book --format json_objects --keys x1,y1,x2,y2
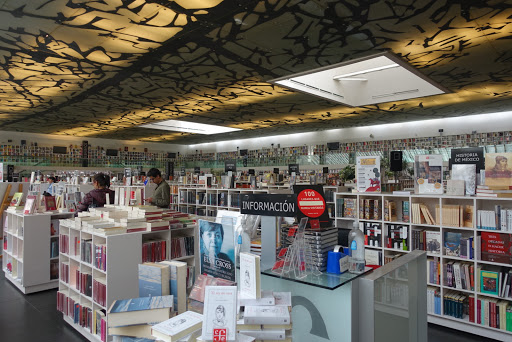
[
  {"x1": 138, "y1": 263, "x2": 170, "y2": 298},
  {"x1": 44, "y1": 195, "x2": 57, "y2": 211},
  {"x1": 107, "y1": 295, "x2": 174, "y2": 328},
  {"x1": 9, "y1": 192, "x2": 23, "y2": 207},
  {"x1": 444, "y1": 232, "x2": 461, "y2": 257},
  {"x1": 451, "y1": 164, "x2": 476, "y2": 195},
  {"x1": 202, "y1": 286, "x2": 237, "y2": 341},
  {"x1": 239, "y1": 252, "x2": 261, "y2": 300},
  {"x1": 151, "y1": 311, "x2": 203, "y2": 342},
  {"x1": 481, "y1": 232, "x2": 512, "y2": 264},
  {"x1": 484, "y1": 153, "x2": 512, "y2": 186},
  {"x1": 480, "y1": 270, "x2": 499, "y2": 296},
  {"x1": 426, "y1": 231, "x2": 441, "y2": 254},
  {"x1": 414, "y1": 155, "x2": 443, "y2": 194},
  {"x1": 159, "y1": 260, "x2": 188, "y2": 314}
]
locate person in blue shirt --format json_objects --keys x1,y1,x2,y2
[{"x1": 46, "y1": 176, "x2": 56, "y2": 195}]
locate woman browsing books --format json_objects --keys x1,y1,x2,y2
[{"x1": 76, "y1": 173, "x2": 115, "y2": 214}]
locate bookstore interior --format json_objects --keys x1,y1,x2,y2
[{"x1": 2, "y1": 1, "x2": 512, "y2": 342}]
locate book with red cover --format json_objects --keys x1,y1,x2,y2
[
  {"x1": 481, "y1": 232, "x2": 512, "y2": 264},
  {"x1": 44, "y1": 196, "x2": 57, "y2": 211}
]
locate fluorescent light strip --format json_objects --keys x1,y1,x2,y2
[
  {"x1": 141, "y1": 120, "x2": 241, "y2": 135},
  {"x1": 333, "y1": 63, "x2": 399, "y2": 79},
  {"x1": 285, "y1": 80, "x2": 344, "y2": 98}
]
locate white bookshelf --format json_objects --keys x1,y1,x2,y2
[
  {"x1": 334, "y1": 192, "x2": 512, "y2": 340},
  {"x1": 58, "y1": 217, "x2": 198, "y2": 342},
  {"x1": 2, "y1": 211, "x2": 74, "y2": 294}
]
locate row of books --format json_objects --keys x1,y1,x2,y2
[
  {"x1": 92, "y1": 277, "x2": 107, "y2": 307},
  {"x1": 94, "y1": 244, "x2": 107, "y2": 271},
  {"x1": 75, "y1": 269, "x2": 93, "y2": 297},
  {"x1": 445, "y1": 262, "x2": 474, "y2": 290},
  {"x1": 478, "y1": 267, "x2": 512, "y2": 298},
  {"x1": 444, "y1": 232, "x2": 474, "y2": 259},
  {"x1": 427, "y1": 286, "x2": 442, "y2": 315},
  {"x1": 477, "y1": 206, "x2": 512, "y2": 231},
  {"x1": 386, "y1": 224, "x2": 408, "y2": 250},
  {"x1": 50, "y1": 259, "x2": 59, "y2": 280},
  {"x1": 359, "y1": 199, "x2": 382, "y2": 220},
  {"x1": 61, "y1": 261, "x2": 69, "y2": 283},
  {"x1": 50, "y1": 237, "x2": 59, "y2": 258},
  {"x1": 81, "y1": 238, "x2": 93, "y2": 264},
  {"x1": 427, "y1": 257, "x2": 440, "y2": 285},
  {"x1": 475, "y1": 296, "x2": 512, "y2": 331},
  {"x1": 57, "y1": 292, "x2": 107, "y2": 341},
  {"x1": 444, "y1": 290, "x2": 469, "y2": 319},
  {"x1": 142, "y1": 239, "x2": 167, "y2": 263},
  {"x1": 363, "y1": 223, "x2": 381, "y2": 247},
  {"x1": 170, "y1": 236, "x2": 195, "y2": 259},
  {"x1": 412, "y1": 229, "x2": 440, "y2": 253}
]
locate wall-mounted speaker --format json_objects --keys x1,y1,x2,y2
[{"x1": 390, "y1": 151, "x2": 403, "y2": 171}]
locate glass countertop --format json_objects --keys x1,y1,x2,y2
[{"x1": 261, "y1": 267, "x2": 373, "y2": 290}]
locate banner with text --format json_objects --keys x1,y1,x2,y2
[{"x1": 240, "y1": 194, "x2": 297, "y2": 217}]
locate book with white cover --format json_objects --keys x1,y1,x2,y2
[
  {"x1": 239, "y1": 290, "x2": 274, "y2": 306},
  {"x1": 239, "y1": 252, "x2": 261, "y2": 299},
  {"x1": 238, "y1": 329, "x2": 287, "y2": 340},
  {"x1": 159, "y1": 260, "x2": 188, "y2": 314},
  {"x1": 196, "y1": 333, "x2": 255, "y2": 342},
  {"x1": 202, "y1": 286, "x2": 237, "y2": 341},
  {"x1": 151, "y1": 311, "x2": 203, "y2": 342},
  {"x1": 273, "y1": 292, "x2": 292, "y2": 307},
  {"x1": 243, "y1": 305, "x2": 291, "y2": 325}
]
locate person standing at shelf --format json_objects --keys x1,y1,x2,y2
[
  {"x1": 145, "y1": 168, "x2": 170, "y2": 208},
  {"x1": 76, "y1": 173, "x2": 115, "y2": 213},
  {"x1": 46, "y1": 176, "x2": 57, "y2": 195}
]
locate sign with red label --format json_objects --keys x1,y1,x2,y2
[
  {"x1": 297, "y1": 189, "x2": 326, "y2": 218},
  {"x1": 213, "y1": 328, "x2": 227, "y2": 342}
]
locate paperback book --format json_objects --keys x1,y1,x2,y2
[
  {"x1": 151, "y1": 311, "x2": 203, "y2": 342},
  {"x1": 484, "y1": 153, "x2": 512, "y2": 187},
  {"x1": 239, "y1": 252, "x2": 261, "y2": 300},
  {"x1": 202, "y1": 286, "x2": 237, "y2": 341},
  {"x1": 414, "y1": 155, "x2": 443, "y2": 194}
]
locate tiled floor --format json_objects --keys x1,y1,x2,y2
[{"x1": 0, "y1": 271, "x2": 500, "y2": 341}]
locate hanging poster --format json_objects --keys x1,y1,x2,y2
[
  {"x1": 484, "y1": 152, "x2": 512, "y2": 186},
  {"x1": 356, "y1": 156, "x2": 381, "y2": 192}
]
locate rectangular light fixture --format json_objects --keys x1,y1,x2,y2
[
  {"x1": 140, "y1": 120, "x2": 242, "y2": 135},
  {"x1": 332, "y1": 63, "x2": 399, "y2": 79}
]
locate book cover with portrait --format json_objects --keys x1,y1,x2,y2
[
  {"x1": 484, "y1": 153, "x2": 512, "y2": 186},
  {"x1": 199, "y1": 220, "x2": 236, "y2": 282},
  {"x1": 202, "y1": 286, "x2": 237, "y2": 341}
]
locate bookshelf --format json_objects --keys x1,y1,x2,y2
[
  {"x1": 2, "y1": 211, "x2": 74, "y2": 294},
  {"x1": 57, "y1": 214, "x2": 198, "y2": 342},
  {"x1": 334, "y1": 192, "x2": 512, "y2": 340}
]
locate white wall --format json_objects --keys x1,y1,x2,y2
[{"x1": 186, "y1": 110, "x2": 512, "y2": 153}]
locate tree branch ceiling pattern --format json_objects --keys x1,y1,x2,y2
[{"x1": 0, "y1": 0, "x2": 511, "y2": 144}]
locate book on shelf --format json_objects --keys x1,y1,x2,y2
[
  {"x1": 365, "y1": 249, "x2": 382, "y2": 266},
  {"x1": 444, "y1": 261, "x2": 474, "y2": 290},
  {"x1": 476, "y1": 296, "x2": 512, "y2": 330},
  {"x1": 151, "y1": 311, "x2": 203, "y2": 342},
  {"x1": 363, "y1": 222, "x2": 382, "y2": 247},
  {"x1": 202, "y1": 286, "x2": 237, "y2": 341},
  {"x1": 386, "y1": 224, "x2": 407, "y2": 250},
  {"x1": 402, "y1": 201, "x2": 410, "y2": 223},
  {"x1": 343, "y1": 198, "x2": 356, "y2": 218},
  {"x1": 107, "y1": 295, "x2": 174, "y2": 328},
  {"x1": 427, "y1": 257, "x2": 440, "y2": 285},
  {"x1": 480, "y1": 269, "x2": 500, "y2": 296},
  {"x1": 427, "y1": 286, "x2": 442, "y2": 315},
  {"x1": 444, "y1": 232, "x2": 461, "y2": 257},
  {"x1": 480, "y1": 232, "x2": 512, "y2": 264},
  {"x1": 138, "y1": 263, "x2": 171, "y2": 298},
  {"x1": 443, "y1": 290, "x2": 469, "y2": 320}
]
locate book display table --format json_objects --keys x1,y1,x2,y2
[{"x1": 261, "y1": 267, "x2": 372, "y2": 342}]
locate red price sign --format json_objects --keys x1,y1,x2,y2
[
  {"x1": 297, "y1": 189, "x2": 326, "y2": 218},
  {"x1": 213, "y1": 328, "x2": 227, "y2": 342}
]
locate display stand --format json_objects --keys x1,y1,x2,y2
[{"x1": 2, "y1": 211, "x2": 74, "y2": 294}]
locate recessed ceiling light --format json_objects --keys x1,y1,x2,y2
[
  {"x1": 140, "y1": 120, "x2": 242, "y2": 135},
  {"x1": 269, "y1": 52, "x2": 450, "y2": 107}
]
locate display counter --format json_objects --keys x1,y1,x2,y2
[{"x1": 261, "y1": 267, "x2": 372, "y2": 342}]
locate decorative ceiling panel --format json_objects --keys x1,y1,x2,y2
[{"x1": 0, "y1": 0, "x2": 511, "y2": 144}]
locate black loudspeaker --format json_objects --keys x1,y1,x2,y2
[{"x1": 390, "y1": 151, "x2": 403, "y2": 171}]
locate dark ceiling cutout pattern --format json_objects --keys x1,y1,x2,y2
[{"x1": 0, "y1": 0, "x2": 511, "y2": 144}]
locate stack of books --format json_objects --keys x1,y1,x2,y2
[
  {"x1": 476, "y1": 185, "x2": 512, "y2": 198},
  {"x1": 107, "y1": 295, "x2": 174, "y2": 341}
]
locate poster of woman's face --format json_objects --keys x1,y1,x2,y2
[{"x1": 199, "y1": 220, "x2": 235, "y2": 282}]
